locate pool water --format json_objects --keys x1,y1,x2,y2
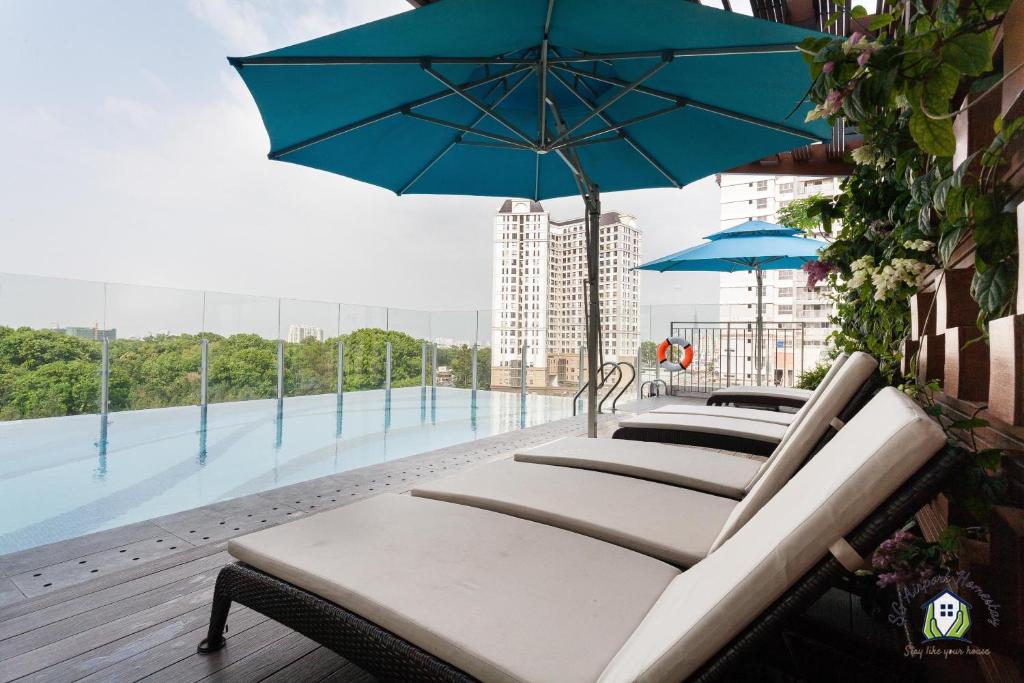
[{"x1": 0, "y1": 388, "x2": 574, "y2": 555}]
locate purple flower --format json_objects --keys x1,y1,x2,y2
[
  {"x1": 824, "y1": 89, "x2": 844, "y2": 114},
  {"x1": 857, "y1": 49, "x2": 873, "y2": 67},
  {"x1": 822, "y1": 61, "x2": 835, "y2": 73},
  {"x1": 803, "y1": 259, "x2": 836, "y2": 289},
  {"x1": 849, "y1": 31, "x2": 864, "y2": 44}
]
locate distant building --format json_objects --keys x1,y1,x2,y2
[
  {"x1": 490, "y1": 199, "x2": 641, "y2": 391},
  {"x1": 286, "y1": 324, "x2": 324, "y2": 343},
  {"x1": 717, "y1": 174, "x2": 841, "y2": 385},
  {"x1": 57, "y1": 325, "x2": 116, "y2": 342}
]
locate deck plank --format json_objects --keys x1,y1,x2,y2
[
  {"x1": 257, "y1": 647, "x2": 370, "y2": 683},
  {"x1": 72, "y1": 606, "x2": 266, "y2": 683},
  {"x1": 138, "y1": 617, "x2": 296, "y2": 682},
  {"x1": 0, "y1": 550, "x2": 230, "y2": 642},
  {"x1": 0, "y1": 585, "x2": 216, "y2": 682},
  {"x1": 0, "y1": 542, "x2": 227, "y2": 621}
]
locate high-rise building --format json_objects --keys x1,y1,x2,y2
[
  {"x1": 490, "y1": 199, "x2": 641, "y2": 391},
  {"x1": 717, "y1": 174, "x2": 841, "y2": 385},
  {"x1": 286, "y1": 324, "x2": 324, "y2": 343}
]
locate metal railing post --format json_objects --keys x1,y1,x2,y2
[
  {"x1": 431, "y1": 343, "x2": 438, "y2": 399},
  {"x1": 337, "y1": 340, "x2": 345, "y2": 396},
  {"x1": 276, "y1": 339, "x2": 285, "y2": 400},
  {"x1": 421, "y1": 341, "x2": 427, "y2": 389},
  {"x1": 200, "y1": 338, "x2": 209, "y2": 408},
  {"x1": 635, "y1": 346, "x2": 642, "y2": 402},
  {"x1": 578, "y1": 344, "x2": 584, "y2": 389},
  {"x1": 100, "y1": 339, "x2": 110, "y2": 415},
  {"x1": 520, "y1": 341, "x2": 528, "y2": 402},
  {"x1": 472, "y1": 343, "x2": 478, "y2": 394}
]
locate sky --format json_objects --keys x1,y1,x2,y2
[{"x1": 0, "y1": 0, "x2": 725, "y2": 322}]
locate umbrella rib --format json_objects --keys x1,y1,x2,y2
[
  {"x1": 546, "y1": 44, "x2": 801, "y2": 63},
  {"x1": 538, "y1": 0, "x2": 556, "y2": 147},
  {"x1": 547, "y1": 66, "x2": 681, "y2": 188},
  {"x1": 550, "y1": 54, "x2": 674, "y2": 147},
  {"x1": 402, "y1": 110, "x2": 532, "y2": 149},
  {"x1": 422, "y1": 64, "x2": 538, "y2": 147},
  {"x1": 228, "y1": 45, "x2": 798, "y2": 68},
  {"x1": 553, "y1": 64, "x2": 824, "y2": 142},
  {"x1": 398, "y1": 69, "x2": 533, "y2": 195},
  {"x1": 551, "y1": 101, "x2": 688, "y2": 150},
  {"x1": 267, "y1": 64, "x2": 532, "y2": 159}
]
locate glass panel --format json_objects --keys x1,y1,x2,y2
[
  {"x1": 338, "y1": 303, "x2": 388, "y2": 392},
  {"x1": 0, "y1": 273, "x2": 106, "y2": 420},
  {"x1": 202, "y1": 291, "x2": 279, "y2": 403},
  {"x1": 104, "y1": 283, "x2": 204, "y2": 411},
  {"x1": 280, "y1": 298, "x2": 338, "y2": 397}
]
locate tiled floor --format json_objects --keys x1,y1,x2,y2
[{"x1": 0, "y1": 396, "x2": 694, "y2": 682}]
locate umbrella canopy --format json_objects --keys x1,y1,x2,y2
[
  {"x1": 231, "y1": 0, "x2": 830, "y2": 199},
  {"x1": 229, "y1": 0, "x2": 831, "y2": 435},
  {"x1": 637, "y1": 221, "x2": 826, "y2": 273},
  {"x1": 636, "y1": 220, "x2": 826, "y2": 383}
]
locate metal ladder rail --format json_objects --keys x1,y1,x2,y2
[
  {"x1": 609, "y1": 362, "x2": 636, "y2": 413},
  {"x1": 572, "y1": 361, "x2": 622, "y2": 416}
]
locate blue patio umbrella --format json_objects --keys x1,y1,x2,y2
[
  {"x1": 636, "y1": 219, "x2": 826, "y2": 381},
  {"x1": 229, "y1": 0, "x2": 831, "y2": 436}
]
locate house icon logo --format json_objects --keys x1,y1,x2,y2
[{"x1": 922, "y1": 589, "x2": 972, "y2": 642}]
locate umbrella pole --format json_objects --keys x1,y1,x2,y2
[
  {"x1": 585, "y1": 186, "x2": 601, "y2": 438},
  {"x1": 755, "y1": 267, "x2": 764, "y2": 386}
]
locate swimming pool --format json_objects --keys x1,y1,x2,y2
[{"x1": 0, "y1": 388, "x2": 574, "y2": 555}]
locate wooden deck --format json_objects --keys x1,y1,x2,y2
[{"x1": 0, "y1": 398, "x2": 689, "y2": 682}]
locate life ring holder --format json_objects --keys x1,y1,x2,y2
[{"x1": 657, "y1": 337, "x2": 693, "y2": 372}]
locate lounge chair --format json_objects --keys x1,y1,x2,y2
[
  {"x1": 411, "y1": 354, "x2": 880, "y2": 566},
  {"x1": 612, "y1": 352, "x2": 876, "y2": 454},
  {"x1": 510, "y1": 352, "x2": 874, "y2": 502},
  {"x1": 643, "y1": 353, "x2": 852, "y2": 428},
  {"x1": 702, "y1": 355, "x2": 848, "y2": 410},
  {"x1": 197, "y1": 388, "x2": 955, "y2": 682}
]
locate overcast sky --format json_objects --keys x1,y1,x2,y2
[{"x1": 0, "y1": 0, "x2": 724, "y2": 324}]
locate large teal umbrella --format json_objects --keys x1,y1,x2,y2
[
  {"x1": 230, "y1": 0, "x2": 830, "y2": 436},
  {"x1": 636, "y1": 219, "x2": 826, "y2": 383}
]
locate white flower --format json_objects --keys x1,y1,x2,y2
[
  {"x1": 902, "y1": 239, "x2": 934, "y2": 252},
  {"x1": 851, "y1": 145, "x2": 876, "y2": 166}
]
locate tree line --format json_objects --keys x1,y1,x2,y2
[{"x1": 0, "y1": 326, "x2": 490, "y2": 421}]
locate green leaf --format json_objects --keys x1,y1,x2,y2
[
  {"x1": 951, "y1": 417, "x2": 989, "y2": 430},
  {"x1": 936, "y1": 0, "x2": 959, "y2": 22},
  {"x1": 851, "y1": 4, "x2": 868, "y2": 17},
  {"x1": 938, "y1": 226, "x2": 964, "y2": 264},
  {"x1": 940, "y1": 32, "x2": 993, "y2": 77},
  {"x1": 869, "y1": 13, "x2": 895, "y2": 29},
  {"x1": 923, "y1": 64, "x2": 961, "y2": 112},
  {"x1": 910, "y1": 110, "x2": 956, "y2": 157},
  {"x1": 971, "y1": 260, "x2": 1014, "y2": 317}
]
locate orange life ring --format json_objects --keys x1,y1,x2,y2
[{"x1": 657, "y1": 337, "x2": 693, "y2": 372}]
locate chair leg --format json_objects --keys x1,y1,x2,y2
[{"x1": 197, "y1": 575, "x2": 232, "y2": 654}]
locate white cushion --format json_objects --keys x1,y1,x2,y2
[
  {"x1": 596, "y1": 388, "x2": 946, "y2": 683},
  {"x1": 616, "y1": 412, "x2": 787, "y2": 444},
  {"x1": 515, "y1": 437, "x2": 762, "y2": 498},
  {"x1": 649, "y1": 404, "x2": 795, "y2": 426},
  {"x1": 230, "y1": 494, "x2": 679, "y2": 683},
  {"x1": 412, "y1": 459, "x2": 738, "y2": 567},
  {"x1": 709, "y1": 351, "x2": 878, "y2": 549},
  {"x1": 710, "y1": 385, "x2": 813, "y2": 400}
]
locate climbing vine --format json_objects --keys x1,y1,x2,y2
[{"x1": 785, "y1": 0, "x2": 1022, "y2": 585}]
